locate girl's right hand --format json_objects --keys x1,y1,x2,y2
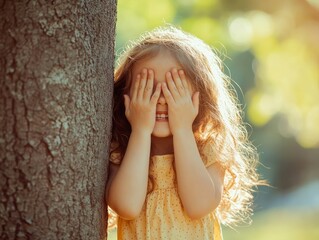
[{"x1": 124, "y1": 69, "x2": 161, "y2": 135}]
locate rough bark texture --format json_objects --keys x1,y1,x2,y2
[{"x1": 0, "y1": 0, "x2": 116, "y2": 239}]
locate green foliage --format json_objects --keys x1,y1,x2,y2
[{"x1": 115, "y1": 0, "x2": 175, "y2": 50}]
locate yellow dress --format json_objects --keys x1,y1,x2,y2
[{"x1": 111, "y1": 153, "x2": 223, "y2": 240}]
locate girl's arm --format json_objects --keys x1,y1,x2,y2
[
  {"x1": 163, "y1": 69, "x2": 224, "y2": 219},
  {"x1": 107, "y1": 69, "x2": 161, "y2": 220},
  {"x1": 108, "y1": 130, "x2": 151, "y2": 220},
  {"x1": 173, "y1": 130, "x2": 225, "y2": 219}
]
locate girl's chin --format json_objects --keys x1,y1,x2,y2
[
  {"x1": 151, "y1": 128, "x2": 172, "y2": 138},
  {"x1": 151, "y1": 132, "x2": 172, "y2": 138}
]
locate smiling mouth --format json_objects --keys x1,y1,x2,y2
[{"x1": 156, "y1": 112, "x2": 168, "y2": 121}]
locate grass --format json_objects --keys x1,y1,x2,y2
[{"x1": 223, "y1": 209, "x2": 319, "y2": 240}]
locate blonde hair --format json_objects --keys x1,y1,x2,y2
[{"x1": 111, "y1": 25, "x2": 262, "y2": 226}]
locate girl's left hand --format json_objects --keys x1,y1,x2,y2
[{"x1": 162, "y1": 69, "x2": 199, "y2": 135}]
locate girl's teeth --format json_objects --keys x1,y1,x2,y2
[{"x1": 156, "y1": 114, "x2": 168, "y2": 119}]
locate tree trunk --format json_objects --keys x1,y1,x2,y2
[{"x1": 0, "y1": 0, "x2": 116, "y2": 239}]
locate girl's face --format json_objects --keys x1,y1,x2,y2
[{"x1": 130, "y1": 49, "x2": 193, "y2": 138}]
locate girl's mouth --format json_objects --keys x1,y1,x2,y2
[{"x1": 156, "y1": 112, "x2": 168, "y2": 121}]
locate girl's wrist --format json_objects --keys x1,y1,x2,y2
[
  {"x1": 131, "y1": 127, "x2": 153, "y2": 137},
  {"x1": 172, "y1": 127, "x2": 194, "y2": 137}
]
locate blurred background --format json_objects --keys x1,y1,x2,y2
[{"x1": 110, "y1": 0, "x2": 319, "y2": 239}]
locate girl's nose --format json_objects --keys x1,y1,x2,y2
[{"x1": 157, "y1": 93, "x2": 166, "y2": 105}]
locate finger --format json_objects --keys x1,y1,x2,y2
[
  {"x1": 172, "y1": 69, "x2": 185, "y2": 96},
  {"x1": 131, "y1": 74, "x2": 140, "y2": 101},
  {"x1": 192, "y1": 92, "x2": 200, "y2": 115},
  {"x1": 144, "y1": 69, "x2": 154, "y2": 100},
  {"x1": 162, "y1": 82, "x2": 175, "y2": 105},
  {"x1": 137, "y1": 69, "x2": 147, "y2": 99},
  {"x1": 166, "y1": 71, "x2": 179, "y2": 100},
  {"x1": 123, "y1": 94, "x2": 130, "y2": 116},
  {"x1": 179, "y1": 70, "x2": 191, "y2": 95},
  {"x1": 150, "y1": 82, "x2": 161, "y2": 105}
]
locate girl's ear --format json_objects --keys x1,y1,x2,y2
[{"x1": 192, "y1": 91, "x2": 200, "y2": 113}]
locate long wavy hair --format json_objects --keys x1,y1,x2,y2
[{"x1": 111, "y1": 26, "x2": 262, "y2": 226}]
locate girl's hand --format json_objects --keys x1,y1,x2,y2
[
  {"x1": 124, "y1": 69, "x2": 161, "y2": 135},
  {"x1": 162, "y1": 69, "x2": 199, "y2": 135}
]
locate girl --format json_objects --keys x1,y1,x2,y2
[{"x1": 106, "y1": 26, "x2": 261, "y2": 240}]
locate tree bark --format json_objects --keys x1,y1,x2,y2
[{"x1": 0, "y1": 0, "x2": 116, "y2": 239}]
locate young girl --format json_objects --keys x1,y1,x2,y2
[{"x1": 106, "y1": 26, "x2": 261, "y2": 240}]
